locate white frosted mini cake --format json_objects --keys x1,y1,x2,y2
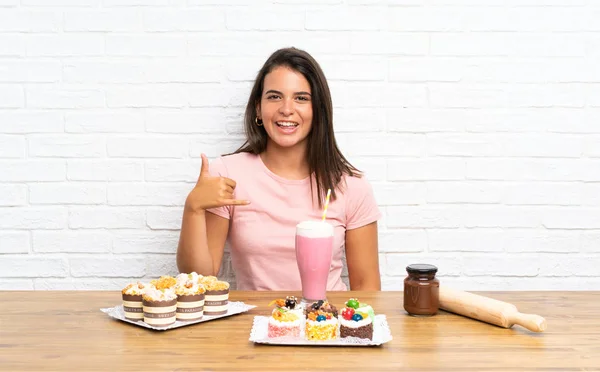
[
  {"x1": 121, "y1": 282, "x2": 148, "y2": 321},
  {"x1": 174, "y1": 278, "x2": 206, "y2": 321},
  {"x1": 142, "y1": 288, "x2": 177, "y2": 327},
  {"x1": 199, "y1": 276, "x2": 230, "y2": 316}
]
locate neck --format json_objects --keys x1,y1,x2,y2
[{"x1": 260, "y1": 142, "x2": 309, "y2": 180}]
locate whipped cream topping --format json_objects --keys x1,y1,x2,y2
[
  {"x1": 143, "y1": 288, "x2": 177, "y2": 302},
  {"x1": 296, "y1": 220, "x2": 334, "y2": 238},
  {"x1": 175, "y1": 280, "x2": 206, "y2": 296},
  {"x1": 306, "y1": 318, "x2": 338, "y2": 326},
  {"x1": 200, "y1": 276, "x2": 230, "y2": 291},
  {"x1": 268, "y1": 317, "x2": 302, "y2": 327},
  {"x1": 122, "y1": 282, "x2": 148, "y2": 296},
  {"x1": 150, "y1": 276, "x2": 176, "y2": 290},
  {"x1": 176, "y1": 272, "x2": 203, "y2": 286},
  {"x1": 338, "y1": 316, "x2": 372, "y2": 328}
]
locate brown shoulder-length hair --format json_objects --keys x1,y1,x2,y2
[{"x1": 233, "y1": 47, "x2": 361, "y2": 208}]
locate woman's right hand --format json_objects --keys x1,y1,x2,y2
[{"x1": 185, "y1": 154, "x2": 250, "y2": 213}]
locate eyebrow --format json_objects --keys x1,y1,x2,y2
[{"x1": 264, "y1": 89, "x2": 312, "y2": 96}]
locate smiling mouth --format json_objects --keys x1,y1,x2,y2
[{"x1": 276, "y1": 121, "x2": 299, "y2": 128}]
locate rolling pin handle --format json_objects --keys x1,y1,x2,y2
[{"x1": 508, "y1": 312, "x2": 547, "y2": 333}]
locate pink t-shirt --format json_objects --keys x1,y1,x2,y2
[{"x1": 206, "y1": 152, "x2": 381, "y2": 291}]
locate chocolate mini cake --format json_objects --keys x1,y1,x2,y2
[
  {"x1": 200, "y1": 276, "x2": 230, "y2": 316},
  {"x1": 339, "y1": 316, "x2": 373, "y2": 340},
  {"x1": 121, "y1": 282, "x2": 148, "y2": 321},
  {"x1": 142, "y1": 288, "x2": 177, "y2": 327},
  {"x1": 338, "y1": 298, "x2": 374, "y2": 340}
]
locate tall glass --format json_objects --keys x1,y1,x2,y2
[{"x1": 295, "y1": 220, "x2": 334, "y2": 305}]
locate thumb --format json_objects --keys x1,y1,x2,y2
[{"x1": 199, "y1": 153, "x2": 210, "y2": 179}]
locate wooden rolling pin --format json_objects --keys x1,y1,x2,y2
[{"x1": 439, "y1": 287, "x2": 547, "y2": 332}]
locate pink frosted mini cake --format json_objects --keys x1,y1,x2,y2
[
  {"x1": 142, "y1": 288, "x2": 177, "y2": 327},
  {"x1": 267, "y1": 296, "x2": 302, "y2": 338},
  {"x1": 121, "y1": 282, "x2": 148, "y2": 321}
]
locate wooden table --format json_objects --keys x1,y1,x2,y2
[{"x1": 0, "y1": 291, "x2": 598, "y2": 371}]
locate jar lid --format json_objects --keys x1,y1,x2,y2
[{"x1": 406, "y1": 264, "x2": 438, "y2": 274}]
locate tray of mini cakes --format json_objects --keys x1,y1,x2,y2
[
  {"x1": 100, "y1": 273, "x2": 256, "y2": 330},
  {"x1": 249, "y1": 297, "x2": 392, "y2": 346}
]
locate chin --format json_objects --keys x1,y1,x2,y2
[
  {"x1": 270, "y1": 137, "x2": 306, "y2": 149},
  {"x1": 274, "y1": 141, "x2": 301, "y2": 149}
]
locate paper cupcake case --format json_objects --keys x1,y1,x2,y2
[
  {"x1": 101, "y1": 301, "x2": 256, "y2": 331},
  {"x1": 249, "y1": 314, "x2": 393, "y2": 346}
]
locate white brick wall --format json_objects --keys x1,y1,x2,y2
[{"x1": 1, "y1": 0, "x2": 599, "y2": 291}]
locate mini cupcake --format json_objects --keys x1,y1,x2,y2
[
  {"x1": 267, "y1": 296, "x2": 302, "y2": 338},
  {"x1": 200, "y1": 276, "x2": 230, "y2": 316},
  {"x1": 339, "y1": 298, "x2": 374, "y2": 340},
  {"x1": 142, "y1": 288, "x2": 177, "y2": 327},
  {"x1": 174, "y1": 279, "x2": 206, "y2": 321},
  {"x1": 150, "y1": 275, "x2": 177, "y2": 290},
  {"x1": 304, "y1": 300, "x2": 339, "y2": 341},
  {"x1": 121, "y1": 282, "x2": 148, "y2": 321}
]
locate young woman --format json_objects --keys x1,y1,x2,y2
[{"x1": 177, "y1": 47, "x2": 381, "y2": 291}]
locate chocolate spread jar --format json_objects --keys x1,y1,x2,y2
[{"x1": 403, "y1": 264, "x2": 439, "y2": 316}]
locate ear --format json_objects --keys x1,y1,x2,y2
[{"x1": 255, "y1": 103, "x2": 261, "y2": 119}]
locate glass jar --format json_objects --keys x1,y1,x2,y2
[{"x1": 403, "y1": 264, "x2": 440, "y2": 316}]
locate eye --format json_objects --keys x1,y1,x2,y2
[
  {"x1": 296, "y1": 95, "x2": 310, "y2": 101},
  {"x1": 266, "y1": 94, "x2": 280, "y2": 100}
]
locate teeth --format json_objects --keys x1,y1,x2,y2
[{"x1": 277, "y1": 121, "x2": 298, "y2": 127}]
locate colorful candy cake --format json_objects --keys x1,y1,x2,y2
[
  {"x1": 338, "y1": 298, "x2": 374, "y2": 340},
  {"x1": 200, "y1": 276, "x2": 230, "y2": 315},
  {"x1": 121, "y1": 282, "x2": 148, "y2": 321},
  {"x1": 356, "y1": 301, "x2": 375, "y2": 321},
  {"x1": 304, "y1": 300, "x2": 339, "y2": 341},
  {"x1": 267, "y1": 296, "x2": 302, "y2": 338},
  {"x1": 142, "y1": 288, "x2": 177, "y2": 327},
  {"x1": 174, "y1": 277, "x2": 206, "y2": 321}
]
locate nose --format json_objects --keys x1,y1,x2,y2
[{"x1": 278, "y1": 97, "x2": 294, "y2": 116}]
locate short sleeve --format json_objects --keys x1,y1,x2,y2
[
  {"x1": 205, "y1": 157, "x2": 231, "y2": 220},
  {"x1": 345, "y1": 175, "x2": 381, "y2": 230}
]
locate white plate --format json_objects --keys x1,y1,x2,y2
[
  {"x1": 249, "y1": 314, "x2": 393, "y2": 346},
  {"x1": 101, "y1": 301, "x2": 256, "y2": 331}
]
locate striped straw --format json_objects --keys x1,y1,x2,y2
[{"x1": 321, "y1": 189, "x2": 332, "y2": 221}]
